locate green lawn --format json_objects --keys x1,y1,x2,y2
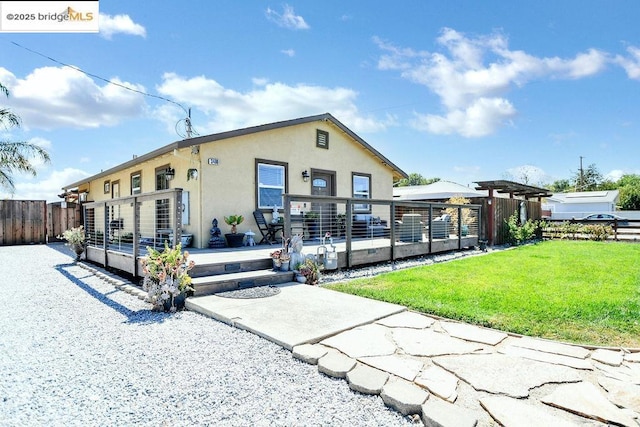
[{"x1": 325, "y1": 240, "x2": 640, "y2": 347}]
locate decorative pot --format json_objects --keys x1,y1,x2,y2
[
  {"x1": 295, "y1": 274, "x2": 306, "y2": 283},
  {"x1": 71, "y1": 243, "x2": 84, "y2": 260},
  {"x1": 272, "y1": 259, "x2": 281, "y2": 270},
  {"x1": 163, "y1": 292, "x2": 187, "y2": 312},
  {"x1": 280, "y1": 260, "x2": 290, "y2": 271},
  {"x1": 225, "y1": 233, "x2": 244, "y2": 248}
]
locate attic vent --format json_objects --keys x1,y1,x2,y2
[{"x1": 316, "y1": 129, "x2": 329, "y2": 149}]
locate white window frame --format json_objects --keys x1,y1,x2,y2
[{"x1": 257, "y1": 162, "x2": 286, "y2": 209}]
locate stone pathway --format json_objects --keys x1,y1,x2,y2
[
  {"x1": 82, "y1": 261, "x2": 640, "y2": 426},
  {"x1": 293, "y1": 311, "x2": 640, "y2": 426}
]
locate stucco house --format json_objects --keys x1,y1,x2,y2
[
  {"x1": 61, "y1": 113, "x2": 408, "y2": 249},
  {"x1": 542, "y1": 190, "x2": 620, "y2": 220}
]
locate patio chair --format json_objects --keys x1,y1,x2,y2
[{"x1": 253, "y1": 210, "x2": 284, "y2": 245}]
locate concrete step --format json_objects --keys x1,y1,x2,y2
[
  {"x1": 191, "y1": 257, "x2": 273, "y2": 278},
  {"x1": 192, "y1": 268, "x2": 294, "y2": 296}
]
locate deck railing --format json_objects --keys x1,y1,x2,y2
[
  {"x1": 82, "y1": 189, "x2": 183, "y2": 276},
  {"x1": 283, "y1": 194, "x2": 481, "y2": 268}
]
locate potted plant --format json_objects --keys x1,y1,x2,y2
[
  {"x1": 58, "y1": 225, "x2": 86, "y2": 260},
  {"x1": 298, "y1": 258, "x2": 320, "y2": 285},
  {"x1": 270, "y1": 249, "x2": 282, "y2": 270},
  {"x1": 140, "y1": 242, "x2": 195, "y2": 312},
  {"x1": 224, "y1": 214, "x2": 245, "y2": 247}
]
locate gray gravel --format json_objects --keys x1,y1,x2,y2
[{"x1": 0, "y1": 243, "x2": 415, "y2": 427}]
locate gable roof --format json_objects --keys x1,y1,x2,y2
[
  {"x1": 63, "y1": 113, "x2": 408, "y2": 191},
  {"x1": 394, "y1": 180, "x2": 486, "y2": 200},
  {"x1": 547, "y1": 190, "x2": 619, "y2": 204}
]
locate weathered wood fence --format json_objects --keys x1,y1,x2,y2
[
  {"x1": 47, "y1": 202, "x2": 82, "y2": 241},
  {"x1": 0, "y1": 200, "x2": 47, "y2": 245}
]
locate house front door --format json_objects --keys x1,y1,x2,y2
[{"x1": 310, "y1": 170, "x2": 335, "y2": 239}]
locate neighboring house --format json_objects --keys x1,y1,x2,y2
[
  {"x1": 394, "y1": 180, "x2": 487, "y2": 202},
  {"x1": 61, "y1": 113, "x2": 408, "y2": 248},
  {"x1": 543, "y1": 190, "x2": 620, "y2": 220}
]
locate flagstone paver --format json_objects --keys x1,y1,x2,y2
[
  {"x1": 433, "y1": 354, "x2": 582, "y2": 398},
  {"x1": 317, "y1": 348, "x2": 356, "y2": 379},
  {"x1": 591, "y1": 348, "x2": 625, "y2": 366},
  {"x1": 393, "y1": 328, "x2": 486, "y2": 357},
  {"x1": 375, "y1": 311, "x2": 436, "y2": 329},
  {"x1": 479, "y1": 396, "x2": 581, "y2": 427},
  {"x1": 380, "y1": 376, "x2": 430, "y2": 416},
  {"x1": 359, "y1": 354, "x2": 424, "y2": 382},
  {"x1": 541, "y1": 381, "x2": 637, "y2": 427},
  {"x1": 440, "y1": 321, "x2": 508, "y2": 346},
  {"x1": 292, "y1": 343, "x2": 328, "y2": 364},
  {"x1": 504, "y1": 336, "x2": 590, "y2": 359},
  {"x1": 346, "y1": 362, "x2": 389, "y2": 395},
  {"x1": 597, "y1": 375, "x2": 640, "y2": 413},
  {"x1": 626, "y1": 352, "x2": 640, "y2": 363},
  {"x1": 499, "y1": 344, "x2": 593, "y2": 370},
  {"x1": 421, "y1": 398, "x2": 478, "y2": 427},
  {"x1": 320, "y1": 323, "x2": 396, "y2": 358},
  {"x1": 414, "y1": 365, "x2": 459, "y2": 403}
]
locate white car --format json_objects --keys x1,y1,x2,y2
[{"x1": 579, "y1": 213, "x2": 628, "y2": 225}]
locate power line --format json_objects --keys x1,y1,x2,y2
[{"x1": 9, "y1": 40, "x2": 197, "y2": 137}]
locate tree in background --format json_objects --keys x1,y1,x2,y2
[
  {"x1": 0, "y1": 82, "x2": 50, "y2": 193},
  {"x1": 394, "y1": 173, "x2": 440, "y2": 187},
  {"x1": 616, "y1": 174, "x2": 640, "y2": 210},
  {"x1": 547, "y1": 179, "x2": 572, "y2": 193},
  {"x1": 571, "y1": 163, "x2": 603, "y2": 191}
]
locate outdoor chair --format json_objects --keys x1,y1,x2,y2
[
  {"x1": 253, "y1": 210, "x2": 284, "y2": 245},
  {"x1": 396, "y1": 213, "x2": 424, "y2": 242}
]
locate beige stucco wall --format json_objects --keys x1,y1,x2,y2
[
  {"x1": 197, "y1": 121, "x2": 396, "y2": 247},
  {"x1": 73, "y1": 119, "x2": 400, "y2": 249}
]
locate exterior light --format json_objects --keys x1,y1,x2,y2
[
  {"x1": 165, "y1": 167, "x2": 176, "y2": 181},
  {"x1": 302, "y1": 170, "x2": 310, "y2": 182}
]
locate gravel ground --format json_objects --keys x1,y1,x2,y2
[{"x1": 0, "y1": 243, "x2": 415, "y2": 427}]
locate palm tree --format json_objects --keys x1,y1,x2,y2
[{"x1": 1, "y1": 82, "x2": 50, "y2": 192}]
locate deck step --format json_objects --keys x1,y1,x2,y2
[
  {"x1": 192, "y1": 268, "x2": 294, "y2": 296},
  {"x1": 190, "y1": 258, "x2": 273, "y2": 278}
]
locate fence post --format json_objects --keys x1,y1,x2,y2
[
  {"x1": 173, "y1": 189, "x2": 183, "y2": 249},
  {"x1": 345, "y1": 199, "x2": 353, "y2": 268}
]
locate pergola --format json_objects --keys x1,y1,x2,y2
[
  {"x1": 474, "y1": 180, "x2": 552, "y2": 200},
  {"x1": 474, "y1": 180, "x2": 552, "y2": 246}
]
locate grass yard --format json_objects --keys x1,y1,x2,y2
[{"x1": 326, "y1": 240, "x2": 640, "y2": 348}]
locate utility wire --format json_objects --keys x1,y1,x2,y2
[{"x1": 9, "y1": 40, "x2": 190, "y2": 115}]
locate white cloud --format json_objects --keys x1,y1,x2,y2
[
  {"x1": 155, "y1": 72, "x2": 389, "y2": 134},
  {"x1": 375, "y1": 28, "x2": 610, "y2": 137},
  {"x1": 0, "y1": 167, "x2": 90, "y2": 202},
  {"x1": 0, "y1": 66, "x2": 147, "y2": 130},
  {"x1": 266, "y1": 5, "x2": 309, "y2": 30},
  {"x1": 614, "y1": 46, "x2": 640, "y2": 79},
  {"x1": 281, "y1": 49, "x2": 296, "y2": 57},
  {"x1": 99, "y1": 13, "x2": 146, "y2": 40},
  {"x1": 606, "y1": 169, "x2": 625, "y2": 181},
  {"x1": 505, "y1": 165, "x2": 549, "y2": 186}
]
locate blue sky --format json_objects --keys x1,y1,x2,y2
[{"x1": 1, "y1": 0, "x2": 640, "y2": 202}]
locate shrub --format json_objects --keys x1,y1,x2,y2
[
  {"x1": 505, "y1": 213, "x2": 540, "y2": 245},
  {"x1": 582, "y1": 224, "x2": 612, "y2": 241}
]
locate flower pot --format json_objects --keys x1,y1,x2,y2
[
  {"x1": 163, "y1": 292, "x2": 187, "y2": 312},
  {"x1": 280, "y1": 260, "x2": 290, "y2": 271},
  {"x1": 72, "y1": 243, "x2": 84, "y2": 260},
  {"x1": 225, "y1": 233, "x2": 244, "y2": 248},
  {"x1": 295, "y1": 274, "x2": 306, "y2": 283},
  {"x1": 272, "y1": 259, "x2": 281, "y2": 270}
]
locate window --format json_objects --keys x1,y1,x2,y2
[
  {"x1": 352, "y1": 173, "x2": 371, "y2": 212},
  {"x1": 316, "y1": 129, "x2": 329, "y2": 149},
  {"x1": 103, "y1": 180, "x2": 110, "y2": 194},
  {"x1": 131, "y1": 172, "x2": 141, "y2": 195},
  {"x1": 257, "y1": 161, "x2": 286, "y2": 209}
]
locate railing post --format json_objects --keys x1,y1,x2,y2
[
  {"x1": 458, "y1": 205, "x2": 462, "y2": 250},
  {"x1": 173, "y1": 189, "x2": 183, "y2": 248},
  {"x1": 390, "y1": 201, "x2": 396, "y2": 261},
  {"x1": 133, "y1": 196, "x2": 140, "y2": 276},
  {"x1": 284, "y1": 194, "x2": 291, "y2": 239},
  {"x1": 345, "y1": 199, "x2": 353, "y2": 268}
]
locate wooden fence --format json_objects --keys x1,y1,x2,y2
[
  {"x1": 0, "y1": 200, "x2": 47, "y2": 245},
  {"x1": 47, "y1": 202, "x2": 82, "y2": 242}
]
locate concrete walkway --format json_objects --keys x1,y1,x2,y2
[{"x1": 186, "y1": 283, "x2": 640, "y2": 427}]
